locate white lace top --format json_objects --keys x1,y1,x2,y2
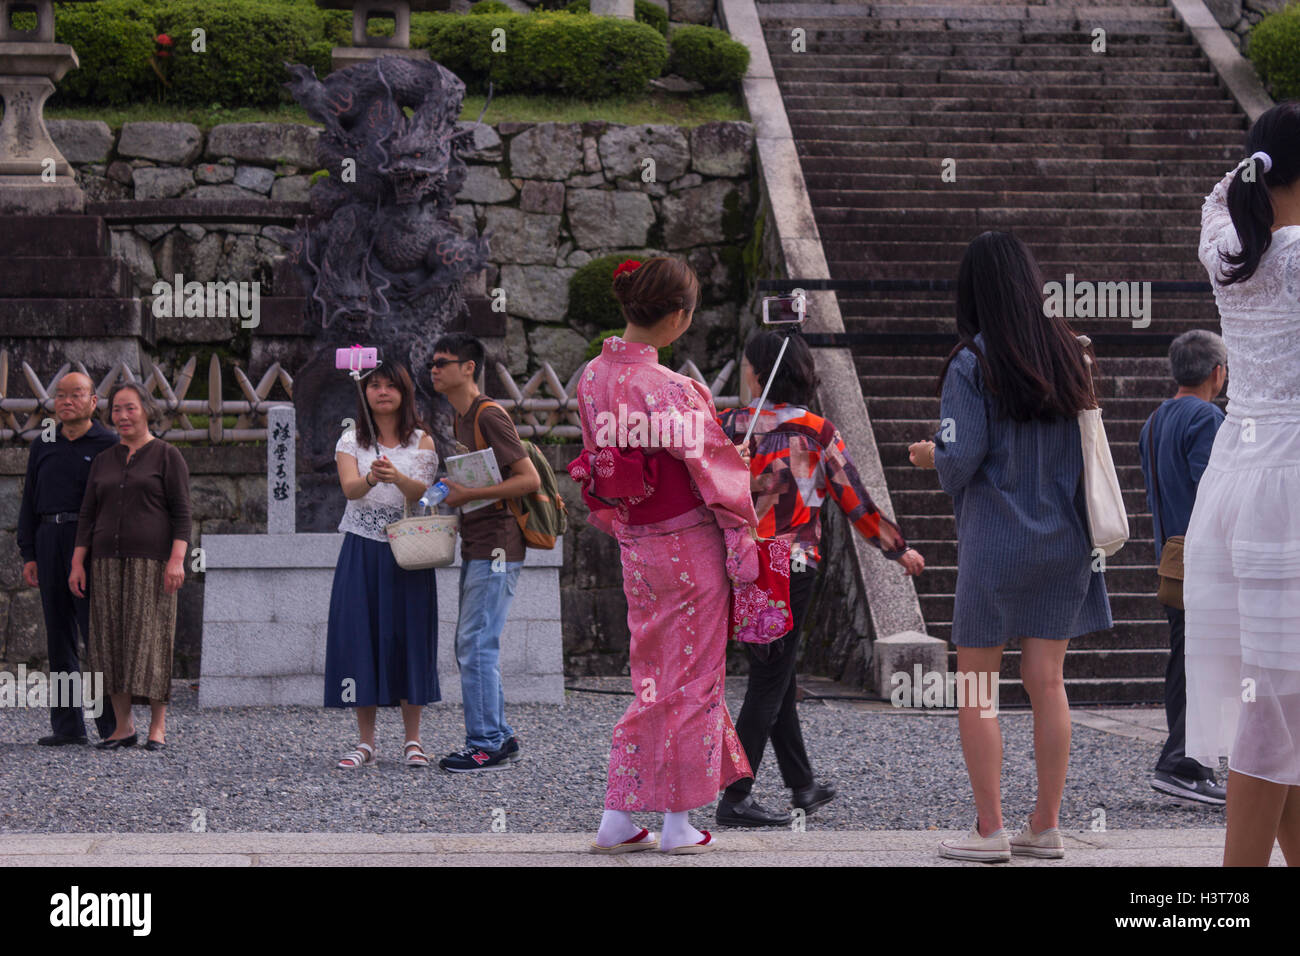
[
  {"x1": 1198, "y1": 169, "x2": 1300, "y2": 422},
  {"x1": 335, "y1": 428, "x2": 439, "y2": 541}
]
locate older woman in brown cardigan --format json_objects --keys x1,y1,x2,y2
[{"x1": 69, "y1": 382, "x2": 192, "y2": 751}]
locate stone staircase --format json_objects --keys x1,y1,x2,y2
[{"x1": 757, "y1": 0, "x2": 1248, "y2": 703}]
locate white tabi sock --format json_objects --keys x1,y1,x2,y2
[
  {"x1": 661, "y1": 810, "x2": 703, "y2": 850},
  {"x1": 596, "y1": 809, "x2": 645, "y2": 847}
]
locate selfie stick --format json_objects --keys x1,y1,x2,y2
[
  {"x1": 336, "y1": 346, "x2": 382, "y2": 448},
  {"x1": 741, "y1": 292, "x2": 804, "y2": 447}
]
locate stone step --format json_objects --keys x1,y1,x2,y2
[
  {"x1": 998, "y1": 676, "x2": 1165, "y2": 706},
  {"x1": 783, "y1": 81, "x2": 1228, "y2": 101},
  {"x1": 908, "y1": 564, "x2": 1158, "y2": 595},
  {"x1": 822, "y1": 238, "x2": 1207, "y2": 263},
  {"x1": 797, "y1": 140, "x2": 1241, "y2": 161},
  {"x1": 824, "y1": 260, "x2": 1207, "y2": 281},
  {"x1": 782, "y1": 96, "x2": 1237, "y2": 117},
  {"x1": 861, "y1": 354, "x2": 1174, "y2": 375},
  {"x1": 761, "y1": 28, "x2": 1195, "y2": 46},
  {"x1": 772, "y1": 68, "x2": 1217, "y2": 87},
  {"x1": 769, "y1": 54, "x2": 1208, "y2": 72},
  {"x1": 868, "y1": 395, "x2": 1186, "y2": 422},
  {"x1": 864, "y1": 373, "x2": 1185, "y2": 400},
  {"x1": 768, "y1": 40, "x2": 1201, "y2": 58},
  {"x1": 0, "y1": 216, "x2": 108, "y2": 258},
  {"x1": 889, "y1": 486, "x2": 1151, "y2": 517},
  {"x1": 0, "y1": 257, "x2": 132, "y2": 298},
  {"x1": 842, "y1": 298, "x2": 1220, "y2": 321},
  {"x1": 819, "y1": 222, "x2": 1204, "y2": 245},
  {"x1": 813, "y1": 205, "x2": 1208, "y2": 227},
  {"x1": 796, "y1": 126, "x2": 1243, "y2": 148},
  {"x1": 844, "y1": 316, "x2": 1212, "y2": 337}
]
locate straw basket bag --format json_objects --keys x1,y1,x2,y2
[{"x1": 385, "y1": 501, "x2": 459, "y2": 569}]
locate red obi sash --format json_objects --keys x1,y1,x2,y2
[
  {"x1": 730, "y1": 537, "x2": 793, "y2": 645},
  {"x1": 567, "y1": 446, "x2": 703, "y2": 526}
]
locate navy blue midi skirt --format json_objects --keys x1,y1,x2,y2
[{"x1": 324, "y1": 532, "x2": 440, "y2": 707}]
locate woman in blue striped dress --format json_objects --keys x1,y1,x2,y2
[{"x1": 909, "y1": 231, "x2": 1112, "y2": 862}]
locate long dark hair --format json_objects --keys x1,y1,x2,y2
[
  {"x1": 745, "y1": 330, "x2": 819, "y2": 406},
  {"x1": 937, "y1": 232, "x2": 1095, "y2": 422},
  {"x1": 1219, "y1": 101, "x2": 1300, "y2": 286},
  {"x1": 354, "y1": 360, "x2": 426, "y2": 450}
]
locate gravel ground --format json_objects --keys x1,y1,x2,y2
[{"x1": 0, "y1": 679, "x2": 1226, "y2": 835}]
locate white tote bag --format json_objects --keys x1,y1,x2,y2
[{"x1": 1077, "y1": 336, "x2": 1129, "y2": 556}]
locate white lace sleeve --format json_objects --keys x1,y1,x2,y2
[
  {"x1": 412, "y1": 430, "x2": 439, "y2": 487},
  {"x1": 1199, "y1": 169, "x2": 1238, "y2": 280},
  {"x1": 336, "y1": 428, "x2": 358, "y2": 458}
]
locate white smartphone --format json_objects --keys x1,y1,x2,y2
[{"x1": 761, "y1": 292, "x2": 807, "y2": 325}]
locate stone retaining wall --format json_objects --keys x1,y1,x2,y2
[
  {"x1": 1204, "y1": 0, "x2": 1289, "y2": 47},
  {"x1": 49, "y1": 116, "x2": 757, "y2": 381}
]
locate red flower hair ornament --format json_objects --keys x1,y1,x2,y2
[{"x1": 612, "y1": 259, "x2": 642, "y2": 280}]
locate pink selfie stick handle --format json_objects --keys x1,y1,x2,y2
[{"x1": 335, "y1": 346, "x2": 378, "y2": 372}]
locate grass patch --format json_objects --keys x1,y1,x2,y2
[{"x1": 46, "y1": 90, "x2": 747, "y2": 131}]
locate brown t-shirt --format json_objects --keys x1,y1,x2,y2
[
  {"x1": 453, "y1": 395, "x2": 526, "y2": 562},
  {"x1": 75, "y1": 438, "x2": 192, "y2": 562}
]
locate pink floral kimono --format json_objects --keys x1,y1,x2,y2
[{"x1": 570, "y1": 335, "x2": 759, "y2": 813}]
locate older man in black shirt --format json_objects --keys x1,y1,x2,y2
[{"x1": 17, "y1": 371, "x2": 118, "y2": 745}]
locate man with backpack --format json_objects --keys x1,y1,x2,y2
[{"x1": 431, "y1": 333, "x2": 552, "y2": 771}]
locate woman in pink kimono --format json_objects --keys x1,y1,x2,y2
[{"x1": 570, "y1": 257, "x2": 760, "y2": 854}]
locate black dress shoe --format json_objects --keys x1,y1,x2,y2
[
  {"x1": 38, "y1": 734, "x2": 88, "y2": 747},
  {"x1": 95, "y1": 733, "x2": 138, "y2": 751},
  {"x1": 715, "y1": 793, "x2": 793, "y2": 828},
  {"x1": 791, "y1": 781, "x2": 836, "y2": 814},
  {"x1": 144, "y1": 740, "x2": 166, "y2": 752}
]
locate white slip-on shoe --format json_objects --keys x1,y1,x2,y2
[
  {"x1": 1010, "y1": 817, "x2": 1065, "y2": 859},
  {"x1": 938, "y1": 821, "x2": 1011, "y2": 863}
]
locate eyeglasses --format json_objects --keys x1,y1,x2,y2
[{"x1": 430, "y1": 358, "x2": 467, "y2": 370}]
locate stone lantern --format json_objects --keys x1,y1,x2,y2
[
  {"x1": 315, "y1": 0, "x2": 450, "y2": 72},
  {"x1": 0, "y1": 0, "x2": 91, "y2": 214}
]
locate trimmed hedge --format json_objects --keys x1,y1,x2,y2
[
  {"x1": 564, "y1": 0, "x2": 670, "y2": 37},
  {"x1": 52, "y1": 0, "x2": 742, "y2": 106},
  {"x1": 427, "y1": 11, "x2": 667, "y2": 97},
  {"x1": 1248, "y1": 3, "x2": 1300, "y2": 102},
  {"x1": 668, "y1": 24, "x2": 749, "y2": 90}
]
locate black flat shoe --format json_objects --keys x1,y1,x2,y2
[
  {"x1": 95, "y1": 733, "x2": 138, "y2": 751},
  {"x1": 38, "y1": 734, "x2": 88, "y2": 747},
  {"x1": 144, "y1": 740, "x2": 166, "y2": 752},
  {"x1": 791, "y1": 781, "x2": 836, "y2": 814},
  {"x1": 715, "y1": 793, "x2": 793, "y2": 828}
]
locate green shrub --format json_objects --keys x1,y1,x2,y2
[
  {"x1": 155, "y1": 1, "x2": 328, "y2": 107},
  {"x1": 471, "y1": 0, "x2": 513, "y2": 13},
  {"x1": 570, "y1": 254, "x2": 630, "y2": 331},
  {"x1": 1248, "y1": 2, "x2": 1300, "y2": 101},
  {"x1": 427, "y1": 11, "x2": 664, "y2": 97},
  {"x1": 668, "y1": 24, "x2": 749, "y2": 90},
  {"x1": 520, "y1": 12, "x2": 666, "y2": 96},
  {"x1": 53, "y1": 0, "x2": 159, "y2": 105},
  {"x1": 563, "y1": 0, "x2": 669, "y2": 37}
]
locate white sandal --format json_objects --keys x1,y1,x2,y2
[
  {"x1": 403, "y1": 740, "x2": 430, "y2": 768},
  {"x1": 337, "y1": 742, "x2": 377, "y2": 769}
]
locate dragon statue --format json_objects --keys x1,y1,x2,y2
[{"x1": 280, "y1": 57, "x2": 493, "y2": 528}]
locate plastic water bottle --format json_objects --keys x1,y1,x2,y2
[{"x1": 419, "y1": 480, "x2": 450, "y2": 511}]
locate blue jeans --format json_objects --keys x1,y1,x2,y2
[{"x1": 455, "y1": 558, "x2": 522, "y2": 751}]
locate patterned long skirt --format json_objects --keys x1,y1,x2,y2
[
  {"x1": 605, "y1": 513, "x2": 752, "y2": 813},
  {"x1": 89, "y1": 557, "x2": 176, "y2": 703}
]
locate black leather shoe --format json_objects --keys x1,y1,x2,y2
[
  {"x1": 95, "y1": 733, "x2": 138, "y2": 751},
  {"x1": 38, "y1": 734, "x2": 88, "y2": 746},
  {"x1": 715, "y1": 793, "x2": 793, "y2": 828},
  {"x1": 791, "y1": 781, "x2": 836, "y2": 815},
  {"x1": 144, "y1": 740, "x2": 166, "y2": 752}
]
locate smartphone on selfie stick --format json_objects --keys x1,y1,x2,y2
[
  {"x1": 742, "y1": 291, "x2": 808, "y2": 446},
  {"x1": 336, "y1": 345, "x2": 383, "y2": 452}
]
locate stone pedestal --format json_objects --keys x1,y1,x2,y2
[
  {"x1": 591, "y1": 0, "x2": 635, "y2": 17},
  {"x1": 198, "y1": 533, "x2": 566, "y2": 706},
  {"x1": 0, "y1": 43, "x2": 83, "y2": 214}
]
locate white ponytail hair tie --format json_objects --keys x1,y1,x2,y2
[{"x1": 1241, "y1": 150, "x2": 1273, "y2": 174}]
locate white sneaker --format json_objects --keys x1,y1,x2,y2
[
  {"x1": 1010, "y1": 817, "x2": 1065, "y2": 859},
  {"x1": 938, "y1": 821, "x2": 1011, "y2": 862}
]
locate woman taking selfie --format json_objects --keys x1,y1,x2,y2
[{"x1": 325, "y1": 360, "x2": 440, "y2": 770}]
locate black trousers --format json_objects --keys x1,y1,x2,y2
[
  {"x1": 725, "y1": 565, "x2": 818, "y2": 799},
  {"x1": 1156, "y1": 605, "x2": 1213, "y2": 780},
  {"x1": 35, "y1": 521, "x2": 115, "y2": 740}
]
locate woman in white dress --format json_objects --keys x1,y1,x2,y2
[{"x1": 1186, "y1": 101, "x2": 1300, "y2": 866}]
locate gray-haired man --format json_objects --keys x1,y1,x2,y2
[{"x1": 1139, "y1": 330, "x2": 1228, "y2": 804}]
